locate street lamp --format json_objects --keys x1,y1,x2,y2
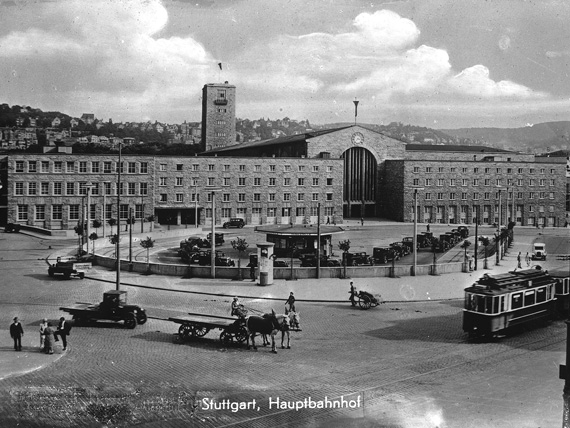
[
  {"x1": 116, "y1": 142, "x2": 122, "y2": 291},
  {"x1": 496, "y1": 186, "x2": 502, "y2": 266},
  {"x1": 210, "y1": 188, "x2": 221, "y2": 278},
  {"x1": 194, "y1": 182, "x2": 199, "y2": 228},
  {"x1": 412, "y1": 187, "x2": 424, "y2": 276},
  {"x1": 85, "y1": 182, "x2": 93, "y2": 255}
]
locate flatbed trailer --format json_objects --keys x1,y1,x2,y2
[{"x1": 168, "y1": 312, "x2": 248, "y2": 344}]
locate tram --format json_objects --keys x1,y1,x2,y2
[
  {"x1": 549, "y1": 268, "x2": 570, "y2": 318},
  {"x1": 463, "y1": 268, "x2": 558, "y2": 338}
]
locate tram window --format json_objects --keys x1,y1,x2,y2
[
  {"x1": 547, "y1": 285, "x2": 553, "y2": 300},
  {"x1": 493, "y1": 296, "x2": 499, "y2": 313},
  {"x1": 500, "y1": 296, "x2": 506, "y2": 312},
  {"x1": 536, "y1": 287, "x2": 546, "y2": 303},
  {"x1": 565, "y1": 279, "x2": 569, "y2": 294},
  {"x1": 511, "y1": 293, "x2": 523, "y2": 309},
  {"x1": 465, "y1": 294, "x2": 474, "y2": 311},
  {"x1": 524, "y1": 290, "x2": 535, "y2": 306},
  {"x1": 476, "y1": 295, "x2": 486, "y2": 313}
]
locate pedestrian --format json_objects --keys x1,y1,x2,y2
[
  {"x1": 285, "y1": 292, "x2": 296, "y2": 313},
  {"x1": 54, "y1": 316, "x2": 71, "y2": 351},
  {"x1": 326, "y1": 216, "x2": 330, "y2": 225},
  {"x1": 10, "y1": 317, "x2": 24, "y2": 351},
  {"x1": 349, "y1": 282, "x2": 357, "y2": 307},
  {"x1": 250, "y1": 264, "x2": 256, "y2": 281},
  {"x1": 39, "y1": 318, "x2": 48, "y2": 351},
  {"x1": 44, "y1": 322, "x2": 55, "y2": 354},
  {"x1": 360, "y1": 217, "x2": 364, "y2": 226},
  {"x1": 517, "y1": 252, "x2": 522, "y2": 269},
  {"x1": 231, "y1": 297, "x2": 240, "y2": 317},
  {"x1": 426, "y1": 223, "x2": 430, "y2": 233},
  {"x1": 525, "y1": 252, "x2": 531, "y2": 267}
]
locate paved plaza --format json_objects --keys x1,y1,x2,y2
[{"x1": 0, "y1": 225, "x2": 569, "y2": 427}]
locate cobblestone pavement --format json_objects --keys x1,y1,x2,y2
[{"x1": 0, "y1": 231, "x2": 568, "y2": 427}]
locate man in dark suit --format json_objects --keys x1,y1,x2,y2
[
  {"x1": 10, "y1": 317, "x2": 24, "y2": 351},
  {"x1": 54, "y1": 317, "x2": 70, "y2": 351}
]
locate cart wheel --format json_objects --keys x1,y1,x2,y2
[
  {"x1": 234, "y1": 326, "x2": 248, "y2": 343},
  {"x1": 220, "y1": 331, "x2": 233, "y2": 344},
  {"x1": 192, "y1": 326, "x2": 209, "y2": 337},
  {"x1": 178, "y1": 324, "x2": 192, "y2": 338},
  {"x1": 124, "y1": 313, "x2": 137, "y2": 329},
  {"x1": 359, "y1": 295, "x2": 372, "y2": 310},
  {"x1": 137, "y1": 312, "x2": 148, "y2": 325}
]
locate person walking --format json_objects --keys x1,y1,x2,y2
[
  {"x1": 426, "y1": 223, "x2": 430, "y2": 233},
  {"x1": 10, "y1": 317, "x2": 24, "y2": 351},
  {"x1": 285, "y1": 292, "x2": 296, "y2": 313},
  {"x1": 44, "y1": 322, "x2": 55, "y2": 354},
  {"x1": 54, "y1": 317, "x2": 70, "y2": 351},
  {"x1": 39, "y1": 318, "x2": 48, "y2": 351},
  {"x1": 249, "y1": 263, "x2": 256, "y2": 281},
  {"x1": 349, "y1": 282, "x2": 357, "y2": 307},
  {"x1": 517, "y1": 252, "x2": 522, "y2": 269},
  {"x1": 525, "y1": 252, "x2": 531, "y2": 267}
]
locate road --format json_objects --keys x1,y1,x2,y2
[{"x1": 0, "y1": 230, "x2": 569, "y2": 427}]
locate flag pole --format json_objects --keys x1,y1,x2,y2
[{"x1": 353, "y1": 98, "x2": 359, "y2": 125}]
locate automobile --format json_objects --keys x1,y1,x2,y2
[
  {"x1": 372, "y1": 247, "x2": 399, "y2": 264},
  {"x1": 204, "y1": 232, "x2": 225, "y2": 246},
  {"x1": 273, "y1": 260, "x2": 289, "y2": 267},
  {"x1": 4, "y1": 223, "x2": 21, "y2": 233},
  {"x1": 198, "y1": 250, "x2": 233, "y2": 266},
  {"x1": 48, "y1": 256, "x2": 91, "y2": 279},
  {"x1": 215, "y1": 257, "x2": 236, "y2": 267},
  {"x1": 59, "y1": 290, "x2": 147, "y2": 329},
  {"x1": 390, "y1": 242, "x2": 410, "y2": 257},
  {"x1": 179, "y1": 236, "x2": 204, "y2": 250},
  {"x1": 532, "y1": 243, "x2": 547, "y2": 261},
  {"x1": 345, "y1": 252, "x2": 373, "y2": 266},
  {"x1": 401, "y1": 237, "x2": 416, "y2": 252},
  {"x1": 457, "y1": 226, "x2": 470, "y2": 238},
  {"x1": 223, "y1": 218, "x2": 245, "y2": 229},
  {"x1": 299, "y1": 254, "x2": 340, "y2": 267}
]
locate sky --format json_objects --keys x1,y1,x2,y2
[{"x1": 1, "y1": 0, "x2": 570, "y2": 129}]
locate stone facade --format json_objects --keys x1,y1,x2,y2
[{"x1": 201, "y1": 83, "x2": 236, "y2": 151}]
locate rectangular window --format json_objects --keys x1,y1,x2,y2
[
  {"x1": 222, "y1": 193, "x2": 230, "y2": 202},
  {"x1": 298, "y1": 178, "x2": 305, "y2": 186},
  {"x1": 54, "y1": 162, "x2": 62, "y2": 173},
  {"x1": 28, "y1": 161, "x2": 37, "y2": 172},
  {"x1": 160, "y1": 177, "x2": 167, "y2": 186},
  {"x1": 267, "y1": 207, "x2": 276, "y2": 217},
  {"x1": 438, "y1": 167, "x2": 444, "y2": 173},
  {"x1": 413, "y1": 178, "x2": 420, "y2": 186},
  {"x1": 253, "y1": 193, "x2": 261, "y2": 201},
  {"x1": 283, "y1": 178, "x2": 291, "y2": 186},
  {"x1": 103, "y1": 162, "x2": 112, "y2": 173},
  {"x1": 15, "y1": 182, "x2": 24, "y2": 195},
  {"x1": 140, "y1": 162, "x2": 148, "y2": 174},
  {"x1": 176, "y1": 177, "x2": 183, "y2": 186},
  {"x1": 128, "y1": 183, "x2": 136, "y2": 195},
  {"x1": 139, "y1": 182, "x2": 147, "y2": 196},
  {"x1": 208, "y1": 164, "x2": 215, "y2": 171},
  {"x1": 296, "y1": 207, "x2": 306, "y2": 217},
  {"x1": 326, "y1": 193, "x2": 333, "y2": 201},
  {"x1": 529, "y1": 192, "x2": 535, "y2": 199},
  {"x1": 178, "y1": 164, "x2": 184, "y2": 171},
  {"x1": 238, "y1": 193, "x2": 246, "y2": 202},
  {"x1": 222, "y1": 208, "x2": 232, "y2": 218},
  {"x1": 239, "y1": 165, "x2": 246, "y2": 172},
  {"x1": 484, "y1": 192, "x2": 490, "y2": 200},
  {"x1": 312, "y1": 178, "x2": 319, "y2": 186},
  {"x1": 484, "y1": 179, "x2": 490, "y2": 186},
  {"x1": 437, "y1": 179, "x2": 444, "y2": 186},
  {"x1": 283, "y1": 193, "x2": 291, "y2": 201},
  {"x1": 425, "y1": 193, "x2": 431, "y2": 200},
  {"x1": 297, "y1": 193, "x2": 304, "y2": 201},
  {"x1": 18, "y1": 205, "x2": 28, "y2": 221},
  {"x1": 269, "y1": 165, "x2": 276, "y2": 172},
  {"x1": 426, "y1": 167, "x2": 432, "y2": 173},
  {"x1": 437, "y1": 193, "x2": 444, "y2": 200},
  {"x1": 413, "y1": 166, "x2": 420, "y2": 173},
  {"x1": 35, "y1": 205, "x2": 45, "y2": 221},
  {"x1": 208, "y1": 177, "x2": 215, "y2": 186},
  {"x1": 473, "y1": 167, "x2": 479, "y2": 173},
  {"x1": 254, "y1": 165, "x2": 261, "y2": 172},
  {"x1": 79, "y1": 161, "x2": 87, "y2": 173},
  {"x1": 450, "y1": 179, "x2": 456, "y2": 186},
  {"x1": 43, "y1": 182, "x2": 52, "y2": 195},
  {"x1": 28, "y1": 182, "x2": 36, "y2": 195},
  {"x1": 66, "y1": 183, "x2": 74, "y2": 196},
  {"x1": 41, "y1": 161, "x2": 50, "y2": 173},
  {"x1": 326, "y1": 166, "x2": 333, "y2": 172},
  {"x1": 298, "y1": 165, "x2": 305, "y2": 172},
  {"x1": 462, "y1": 179, "x2": 468, "y2": 187},
  {"x1": 69, "y1": 205, "x2": 80, "y2": 221},
  {"x1": 473, "y1": 193, "x2": 479, "y2": 200},
  {"x1": 269, "y1": 178, "x2": 276, "y2": 186},
  {"x1": 425, "y1": 179, "x2": 432, "y2": 186},
  {"x1": 128, "y1": 162, "x2": 136, "y2": 173},
  {"x1": 269, "y1": 193, "x2": 276, "y2": 201},
  {"x1": 52, "y1": 205, "x2": 62, "y2": 220},
  {"x1": 253, "y1": 177, "x2": 261, "y2": 186},
  {"x1": 326, "y1": 178, "x2": 333, "y2": 186},
  {"x1": 176, "y1": 193, "x2": 183, "y2": 202},
  {"x1": 449, "y1": 193, "x2": 456, "y2": 200},
  {"x1": 312, "y1": 193, "x2": 319, "y2": 201},
  {"x1": 15, "y1": 161, "x2": 24, "y2": 172},
  {"x1": 160, "y1": 164, "x2": 167, "y2": 172},
  {"x1": 160, "y1": 194, "x2": 167, "y2": 202},
  {"x1": 66, "y1": 161, "x2": 75, "y2": 173}
]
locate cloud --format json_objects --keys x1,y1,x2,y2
[{"x1": 0, "y1": 0, "x2": 212, "y2": 120}]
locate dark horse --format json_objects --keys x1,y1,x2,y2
[
  {"x1": 262, "y1": 310, "x2": 301, "y2": 350},
  {"x1": 245, "y1": 310, "x2": 281, "y2": 353}
]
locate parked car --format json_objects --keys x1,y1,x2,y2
[
  {"x1": 345, "y1": 252, "x2": 373, "y2": 266},
  {"x1": 372, "y1": 247, "x2": 399, "y2": 264},
  {"x1": 204, "y1": 232, "x2": 225, "y2": 246},
  {"x1": 390, "y1": 242, "x2": 410, "y2": 257},
  {"x1": 401, "y1": 237, "x2": 416, "y2": 252},
  {"x1": 223, "y1": 218, "x2": 245, "y2": 229},
  {"x1": 299, "y1": 254, "x2": 340, "y2": 267},
  {"x1": 273, "y1": 260, "x2": 289, "y2": 267},
  {"x1": 198, "y1": 250, "x2": 227, "y2": 265},
  {"x1": 4, "y1": 223, "x2": 21, "y2": 233},
  {"x1": 457, "y1": 226, "x2": 470, "y2": 238},
  {"x1": 532, "y1": 243, "x2": 547, "y2": 260}
]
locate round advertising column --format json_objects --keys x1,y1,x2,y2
[{"x1": 257, "y1": 242, "x2": 275, "y2": 286}]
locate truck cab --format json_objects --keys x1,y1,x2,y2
[{"x1": 532, "y1": 243, "x2": 547, "y2": 261}]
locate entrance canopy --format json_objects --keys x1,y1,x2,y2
[{"x1": 255, "y1": 225, "x2": 345, "y2": 257}]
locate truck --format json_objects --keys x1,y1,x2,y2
[
  {"x1": 59, "y1": 290, "x2": 147, "y2": 329},
  {"x1": 48, "y1": 257, "x2": 92, "y2": 279}
]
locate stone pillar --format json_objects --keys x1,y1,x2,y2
[{"x1": 257, "y1": 242, "x2": 275, "y2": 286}]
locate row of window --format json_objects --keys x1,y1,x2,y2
[
  {"x1": 158, "y1": 177, "x2": 334, "y2": 187},
  {"x1": 14, "y1": 182, "x2": 148, "y2": 196},
  {"x1": 420, "y1": 205, "x2": 556, "y2": 214},
  {"x1": 414, "y1": 166, "x2": 556, "y2": 174},
  {"x1": 158, "y1": 192, "x2": 335, "y2": 203},
  {"x1": 413, "y1": 178, "x2": 556, "y2": 187},
  {"x1": 422, "y1": 191, "x2": 556, "y2": 201},
  {"x1": 465, "y1": 285, "x2": 555, "y2": 314},
  {"x1": 159, "y1": 163, "x2": 334, "y2": 173},
  {"x1": 14, "y1": 160, "x2": 149, "y2": 174},
  {"x1": 16, "y1": 204, "x2": 335, "y2": 222}
]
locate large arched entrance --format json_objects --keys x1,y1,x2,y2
[{"x1": 341, "y1": 147, "x2": 377, "y2": 218}]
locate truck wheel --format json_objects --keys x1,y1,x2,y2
[
  {"x1": 124, "y1": 313, "x2": 137, "y2": 329},
  {"x1": 137, "y1": 312, "x2": 148, "y2": 325}
]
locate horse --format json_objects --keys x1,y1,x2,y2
[
  {"x1": 262, "y1": 310, "x2": 301, "y2": 350},
  {"x1": 244, "y1": 310, "x2": 281, "y2": 353}
]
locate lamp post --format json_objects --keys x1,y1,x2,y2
[
  {"x1": 316, "y1": 203, "x2": 321, "y2": 279},
  {"x1": 85, "y1": 182, "x2": 93, "y2": 256},
  {"x1": 412, "y1": 187, "x2": 424, "y2": 276},
  {"x1": 210, "y1": 189, "x2": 221, "y2": 278},
  {"x1": 194, "y1": 182, "x2": 199, "y2": 228},
  {"x1": 129, "y1": 207, "x2": 133, "y2": 272},
  {"x1": 496, "y1": 187, "x2": 502, "y2": 266},
  {"x1": 116, "y1": 143, "x2": 122, "y2": 291},
  {"x1": 140, "y1": 195, "x2": 144, "y2": 233}
]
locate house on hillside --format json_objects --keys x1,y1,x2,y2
[{"x1": 81, "y1": 113, "x2": 95, "y2": 125}]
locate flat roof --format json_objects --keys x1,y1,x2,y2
[{"x1": 254, "y1": 225, "x2": 345, "y2": 236}]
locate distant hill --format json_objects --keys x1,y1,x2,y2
[{"x1": 439, "y1": 121, "x2": 570, "y2": 153}]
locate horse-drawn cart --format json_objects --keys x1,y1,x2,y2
[{"x1": 169, "y1": 312, "x2": 248, "y2": 344}]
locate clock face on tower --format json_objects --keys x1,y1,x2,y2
[{"x1": 351, "y1": 132, "x2": 364, "y2": 145}]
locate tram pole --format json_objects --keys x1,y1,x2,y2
[{"x1": 562, "y1": 320, "x2": 570, "y2": 427}]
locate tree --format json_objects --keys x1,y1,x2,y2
[
  {"x1": 139, "y1": 236, "x2": 155, "y2": 273},
  {"x1": 74, "y1": 224, "x2": 85, "y2": 256},
  {"x1": 92, "y1": 219, "x2": 102, "y2": 233},
  {"x1": 338, "y1": 239, "x2": 351, "y2": 279},
  {"x1": 480, "y1": 237, "x2": 490, "y2": 269},
  {"x1": 231, "y1": 237, "x2": 249, "y2": 280},
  {"x1": 89, "y1": 232, "x2": 98, "y2": 255},
  {"x1": 460, "y1": 240, "x2": 472, "y2": 271}
]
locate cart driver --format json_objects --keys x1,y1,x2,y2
[{"x1": 349, "y1": 282, "x2": 357, "y2": 307}]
